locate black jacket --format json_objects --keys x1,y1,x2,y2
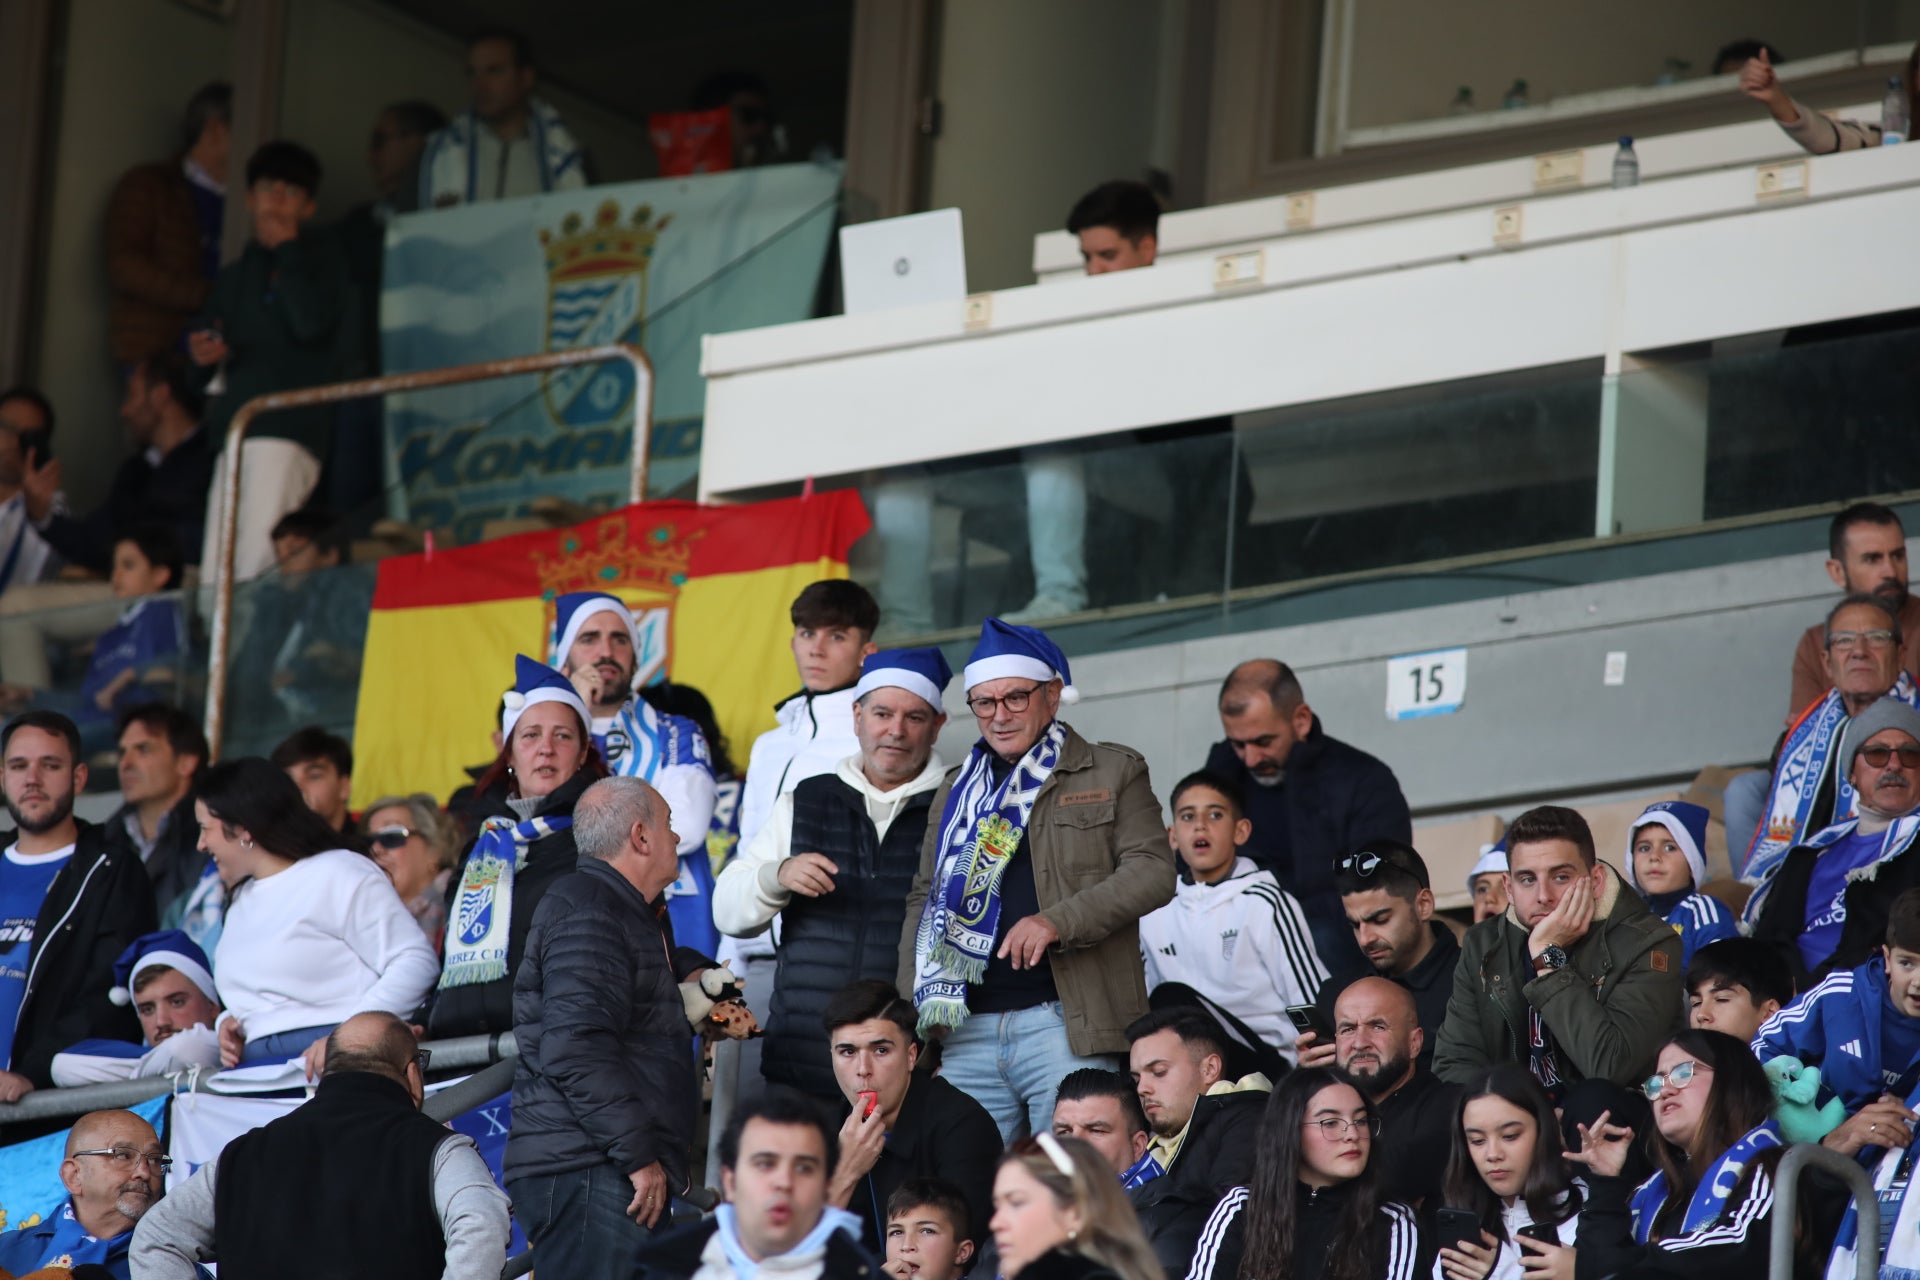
[
  {"x1": 1374, "y1": 1068, "x2": 1460, "y2": 1209},
  {"x1": 843, "y1": 1073, "x2": 1001, "y2": 1254},
  {"x1": 1401, "y1": 922, "x2": 1463, "y2": 1071},
  {"x1": 428, "y1": 766, "x2": 594, "y2": 1038},
  {"x1": 1012, "y1": 1249, "x2": 1123, "y2": 1280},
  {"x1": 769, "y1": 772, "x2": 934, "y2": 1099},
  {"x1": 39, "y1": 428, "x2": 215, "y2": 573},
  {"x1": 8, "y1": 821, "x2": 156, "y2": 1087},
  {"x1": 1189, "y1": 1180, "x2": 1431, "y2": 1280},
  {"x1": 637, "y1": 1216, "x2": 878, "y2": 1280},
  {"x1": 1131, "y1": 1086, "x2": 1269, "y2": 1270},
  {"x1": 503, "y1": 858, "x2": 698, "y2": 1190},
  {"x1": 1205, "y1": 717, "x2": 1412, "y2": 922},
  {"x1": 100, "y1": 794, "x2": 206, "y2": 923}
]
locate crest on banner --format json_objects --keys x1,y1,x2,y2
[{"x1": 539, "y1": 200, "x2": 672, "y2": 428}]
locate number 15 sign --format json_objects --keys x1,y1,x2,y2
[{"x1": 1385, "y1": 648, "x2": 1467, "y2": 721}]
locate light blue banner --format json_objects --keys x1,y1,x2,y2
[
  {"x1": 0, "y1": 1095, "x2": 167, "y2": 1233},
  {"x1": 382, "y1": 162, "x2": 842, "y2": 541}
]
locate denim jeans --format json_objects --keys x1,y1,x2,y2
[
  {"x1": 939, "y1": 1001, "x2": 1116, "y2": 1142},
  {"x1": 239, "y1": 1024, "x2": 338, "y2": 1066},
  {"x1": 509, "y1": 1163, "x2": 659, "y2": 1278}
]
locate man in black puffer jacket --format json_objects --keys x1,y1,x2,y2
[{"x1": 504, "y1": 776, "x2": 703, "y2": 1276}]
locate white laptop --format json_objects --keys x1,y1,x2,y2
[{"x1": 839, "y1": 208, "x2": 967, "y2": 314}]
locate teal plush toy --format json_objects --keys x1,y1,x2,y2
[{"x1": 1766, "y1": 1055, "x2": 1847, "y2": 1144}]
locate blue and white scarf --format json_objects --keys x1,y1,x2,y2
[
  {"x1": 31, "y1": 1200, "x2": 122, "y2": 1271},
  {"x1": 910, "y1": 721, "x2": 1068, "y2": 1036},
  {"x1": 1122, "y1": 1149, "x2": 1165, "y2": 1190},
  {"x1": 438, "y1": 812, "x2": 570, "y2": 989},
  {"x1": 1747, "y1": 673, "x2": 1920, "y2": 886},
  {"x1": 418, "y1": 98, "x2": 584, "y2": 207},
  {"x1": 1826, "y1": 1081, "x2": 1920, "y2": 1280},
  {"x1": 1742, "y1": 813, "x2": 1920, "y2": 928},
  {"x1": 597, "y1": 698, "x2": 711, "y2": 782},
  {"x1": 1629, "y1": 1120, "x2": 1781, "y2": 1242}
]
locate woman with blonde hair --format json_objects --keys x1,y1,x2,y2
[
  {"x1": 991, "y1": 1132, "x2": 1164, "y2": 1280},
  {"x1": 361, "y1": 793, "x2": 461, "y2": 952}
]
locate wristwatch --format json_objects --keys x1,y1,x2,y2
[{"x1": 1535, "y1": 944, "x2": 1569, "y2": 973}]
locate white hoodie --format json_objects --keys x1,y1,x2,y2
[
  {"x1": 1139, "y1": 857, "x2": 1328, "y2": 1055},
  {"x1": 738, "y1": 686, "x2": 862, "y2": 846},
  {"x1": 713, "y1": 751, "x2": 947, "y2": 938}
]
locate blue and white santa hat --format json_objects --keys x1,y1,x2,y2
[
  {"x1": 108, "y1": 929, "x2": 217, "y2": 1008},
  {"x1": 855, "y1": 647, "x2": 953, "y2": 711},
  {"x1": 548, "y1": 591, "x2": 639, "y2": 670},
  {"x1": 963, "y1": 618, "x2": 1078, "y2": 704},
  {"x1": 1624, "y1": 800, "x2": 1711, "y2": 893},
  {"x1": 502, "y1": 653, "x2": 592, "y2": 737},
  {"x1": 1466, "y1": 836, "x2": 1507, "y2": 893}
]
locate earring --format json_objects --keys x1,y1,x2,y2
[
  {"x1": 1068, "y1": 1227, "x2": 1078, "y2": 1242},
  {"x1": 241, "y1": 837, "x2": 253, "y2": 850}
]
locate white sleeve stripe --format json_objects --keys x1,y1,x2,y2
[
  {"x1": 1185, "y1": 1186, "x2": 1248, "y2": 1280},
  {"x1": 1246, "y1": 883, "x2": 1331, "y2": 993},
  {"x1": 1660, "y1": 1171, "x2": 1774, "y2": 1253},
  {"x1": 1755, "y1": 975, "x2": 1850, "y2": 1038},
  {"x1": 1383, "y1": 1204, "x2": 1418, "y2": 1280}
]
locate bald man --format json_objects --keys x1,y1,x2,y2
[
  {"x1": 1327, "y1": 977, "x2": 1456, "y2": 1207},
  {"x1": 1203, "y1": 660, "x2": 1410, "y2": 979},
  {"x1": 0, "y1": 1108, "x2": 163, "y2": 1277},
  {"x1": 131, "y1": 1011, "x2": 511, "y2": 1279}
]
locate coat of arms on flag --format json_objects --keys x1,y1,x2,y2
[
  {"x1": 538, "y1": 200, "x2": 672, "y2": 428},
  {"x1": 535, "y1": 515, "x2": 700, "y2": 688}
]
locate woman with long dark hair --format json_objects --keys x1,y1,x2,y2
[
  {"x1": 427, "y1": 655, "x2": 610, "y2": 1038},
  {"x1": 1434, "y1": 1066, "x2": 1585, "y2": 1280},
  {"x1": 202, "y1": 757, "x2": 438, "y2": 1075},
  {"x1": 1186, "y1": 1066, "x2": 1428, "y2": 1280},
  {"x1": 1566, "y1": 1029, "x2": 1789, "y2": 1278},
  {"x1": 990, "y1": 1133, "x2": 1163, "y2": 1280}
]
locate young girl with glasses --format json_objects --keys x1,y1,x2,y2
[
  {"x1": 1434, "y1": 1066, "x2": 1585, "y2": 1280},
  {"x1": 1186, "y1": 1065, "x2": 1429, "y2": 1280}
]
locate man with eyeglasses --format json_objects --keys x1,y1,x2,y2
[
  {"x1": 1791, "y1": 503, "x2": 1920, "y2": 717},
  {"x1": 0, "y1": 1108, "x2": 165, "y2": 1278},
  {"x1": 1748, "y1": 697, "x2": 1920, "y2": 983},
  {"x1": 1743, "y1": 593, "x2": 1920, "y2": 882},
  {"x1": 899, "y1": 618, "x2": 1174, "y2": 1141},
  {"x1": 132, "y1": 1011, "x2": 510, "y2": 1280}
]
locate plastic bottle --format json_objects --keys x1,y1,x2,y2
[
  {"x1": 1450, "y1": 86, "x2": 1475, "y2": 115},
  {"x1": 1883, "y1": 76, "x2": 1909, "y2": 144},
  {"x1": 1612, "y1": 136, "x2": 1640, "y2": 188},
  {"x1": 1502, "y1": 79, "x2": 1530, "y2": 110}
]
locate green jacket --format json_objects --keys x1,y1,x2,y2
[
  {"x1": 897, "y1": 722, "x2": 1175, "y2": 1056},
  {"x1": 1432, "y1": 860, "x2": 1682, "y2": 1089}
]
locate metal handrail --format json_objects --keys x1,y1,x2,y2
[
  {"x1": 0, "y1": 1033, "x2": 518, "y2": 1126},
  {"x1": 203, "y1": 342, "x2": 656, "y2": 760},
  {"x1": 1772, "y1": 1142, "x2": 1879, "y2": 1280}
]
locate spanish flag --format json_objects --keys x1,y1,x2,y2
[{"x1": 351, "y1": 491, "x2": 871, "y2": 801}]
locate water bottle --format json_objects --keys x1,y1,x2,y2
[
  {"x1": 1449, "y1": 86, "x2": 1475, "y2": 116},
  {"x1": 1502, "y1": 79, "x2": 1529, "y2": 110},
  {"x1": 1883, "y1": 76, "x2": 1909, "y2": 144},
  {"x1": 1612, "y1": 136, "x2": 1640, "y2": 188}
]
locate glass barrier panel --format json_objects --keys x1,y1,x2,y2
[{"x1": 216, "y1": 559, "x2": 377, "y2": 761}]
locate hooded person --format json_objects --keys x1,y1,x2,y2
[
  {"x1": 50, "y1": 930, "x2": 223, "y2": 1086},
  {"x1": 713, "y1": 647, "x2": 953, "y2": 1099},
  {"x1": 549, "y1": 591, "x2": 719, "y2": 954},
  {"x1": 1623, "y1": 801, "x2": 1738, "y2": 966},
  {"x1": 898, "y1": 618, "x2": 1175, "y2": 1140}
]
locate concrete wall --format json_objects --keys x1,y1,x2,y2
[{"x1": 925, "y1": 0, "x2": 1171, "y2": 292}]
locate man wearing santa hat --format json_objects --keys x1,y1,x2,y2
[
  {"x1": 51, "y1": 929, "x2": 222, "y2": 1085},
  {"x1": 899, "y1": 619, "x2": 1174, "y2": 1140}
]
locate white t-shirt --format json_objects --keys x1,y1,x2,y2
[{"x1": 214, "y1": 848, "x2": 440, "y2": 1042}]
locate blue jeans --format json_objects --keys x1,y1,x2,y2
[
  {"x1": 240, "y1": 1024, "x2": 338, "y2": 1066},
  {"x1": 510, "y1": 1163, "x2": 660, "y2": 1278},
  {"x1": 939, "y1": 1001, "x2": 1116, "y2": 1142}
]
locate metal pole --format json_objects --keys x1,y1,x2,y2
[
  {"x1": 421, "y1": 1056, "x2": 518, "y2": 1124},
  {"x1": 203, "y1": 343, "x2": 654, "y2": 759},
  {"x1": 1771, "y1": 1143, "x2": 1878, "y2": 1280}
]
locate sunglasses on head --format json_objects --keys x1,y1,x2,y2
[
  {"x1": 1336, "y1": 845, "x2": 1429, "y2": 889},
  {"x1": 370, "y1": 825, "x2": 415, "y2": 850}
]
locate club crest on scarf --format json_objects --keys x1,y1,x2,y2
[{"x1": 453, "y1": 851, "x2": 504, "y2": 949}]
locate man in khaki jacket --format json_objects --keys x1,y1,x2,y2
[{"x1": 898, "y1": 618, "x2": 1173, "y2": 1140}]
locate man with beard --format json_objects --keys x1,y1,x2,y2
[
  {"x1": 0, "y1": 1108, "x2": 168, "y2": 1278},
  {"x1": 551, "y1": 591, "x2": 717, "y2": 952},
  {"x1": 1328, "y1": 977, "x2": 1456, "y2": 1209},
  {"x1": 0, "y1": 711, "x2": 155, "y2": 1098},
  {"x1": 1793, "y1": 503, "x2": 1920, "y2": 715},
  {"x1": 1749, "y1": 697, "x2": 1920, "y2": 982}
]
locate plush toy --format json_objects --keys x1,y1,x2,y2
[
  {"x1": 678, "y1": 964, "x2": 762, "y2": 1041},
  {"x1": 1765, "y1": 1054, "x2": 1847, "y2": 1144}
]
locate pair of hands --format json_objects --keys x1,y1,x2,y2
[
  {"x1": 1823, "y1": 1094, "x2": 1918, "y2": 1157},
  {"x1": 1527, "y1": 874, "x2": 1595, "y2": 964},
  {"x1": 777, "y1": 854, "x2": 1062, "y2": 968},
  {"x1": 1438, "y1": 1231, "x2": 1574, "y2": 1280}
]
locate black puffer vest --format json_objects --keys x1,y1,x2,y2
[{"x1": 765, "y1": 772, "x2": 934, "y2": 1097}]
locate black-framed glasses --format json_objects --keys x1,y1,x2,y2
[
  {"x1": 965, "y1": 682, "x2": 1047, "y2": 718},
  {"x1": 371, "y1": 825, "x2": 417, "y2": 850},
  {"x1": 413, "y1": 1049, "x2": 433, "y2": 1072},
  {"x1": 1640, "y1": 1059, "x2": 1711, "y2": 1100},
  {"x1": 1827, "y1": 629, "x2": 1897, "y2": 652},
  {"x1": 71, "y1": 1147, "x2": 172, "y2": 1174},
  {"x1": 1303, "y1": 1115, "x2": 1380, "y2": 1139},
  {"x1": 1860, "y1": 744, "x2": 1920, "y2": 770}
]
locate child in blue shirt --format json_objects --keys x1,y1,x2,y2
[{"x1": 1624, "y1": 800, "x2": 1739, "y2": 965}]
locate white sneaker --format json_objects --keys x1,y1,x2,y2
[{"x1": 1001, "y1": 593, "x2": 1086, "y2": 624}]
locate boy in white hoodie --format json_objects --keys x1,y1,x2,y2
[{"x1": 1139, "y1": 770, "x2": 1329, "y2": 1063}]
